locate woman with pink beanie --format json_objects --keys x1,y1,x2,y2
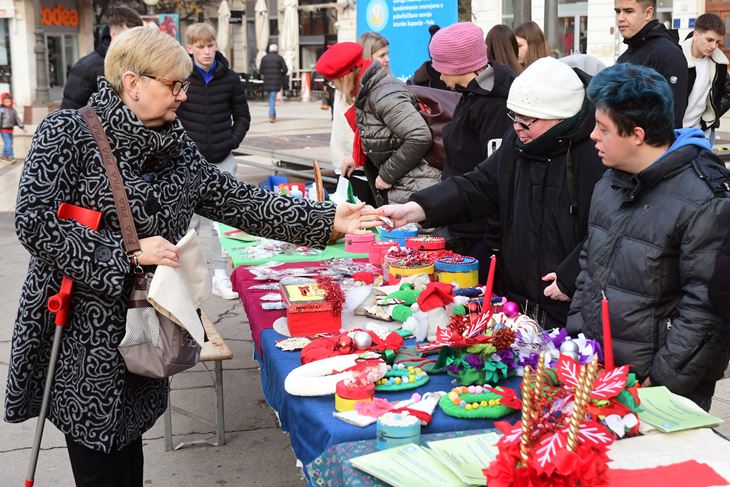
[{"x1": 428, "y1": 21, "x2": 516, "y2": 279}]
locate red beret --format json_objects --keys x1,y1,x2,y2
[{"x1": 316, "y1": 42, "x2": 364, "y2": 80}]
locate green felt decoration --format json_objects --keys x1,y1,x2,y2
[
  {"x1": 452, "y1": 304, "x2": 467, "y2": 315},
  {"x1": 439, "y1": 391, "x2": 515, "y2": 419},
  {"x1": 374, "y1": 367, "x2": 430, "y2": 391},
  {"x1": 390, "y1": 304, "x2": 413, "y2": 322},
  {"x1": 385, "y1": 288, "x2": 419, "y2": 306}
]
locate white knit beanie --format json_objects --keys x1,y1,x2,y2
[{"x1": 507, "y1": 57, "x2": 585, "y2": 120}]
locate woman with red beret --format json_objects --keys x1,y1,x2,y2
[{"x1": 317, "y1": 42, "x2": 438, "y2": 206}]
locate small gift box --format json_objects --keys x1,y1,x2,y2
[
  {"x1": 345, "y1": 232, "x2": 376, "y2": 254},
  {"x1": 376, "y1": 412, "x2": 421, "y2": 450},
  {"x1": 368, "y1": 240, "x2": 399, "y2": 266},
  {"x1": 379, "y1": 227, "x2": 418, "y2": 247},
  {"x1": 335, "y1": 380, "x2": 375, "y2": 412},
  {"x1": 435, "y1": 255, "x2": 480, "y2": 288},
  {"x1": 280, "y1": 280, "x2": 343, "y2": 336},
  {"x1": 405, "y1": 236, "x2": 446, "y2": 252}
]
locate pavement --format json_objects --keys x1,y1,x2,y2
[{"x1": 0, "y1": 100, "x2": 729, "y2": 486}]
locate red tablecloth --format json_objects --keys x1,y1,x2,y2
[{"x1": 231, "y1": 261, "x2": 370, "y2": 356}]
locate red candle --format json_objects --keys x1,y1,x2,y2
[
  {"x1": 601, "y1": 291, "x2": 615, "y2": 370},
  {"x1": 484, "y1": 255, "x2": 496, "y2": 309}
]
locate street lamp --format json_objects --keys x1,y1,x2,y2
[
  {"x1": 143, "y1": 0, "x2": 160, "y2": 15},
  {"x1": 32, "y1": 0, "x2": 50, "y2": 104}
]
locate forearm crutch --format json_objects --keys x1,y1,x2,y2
[{"x1": 26, "y1": 203, "x2": 102, "y2": 487}]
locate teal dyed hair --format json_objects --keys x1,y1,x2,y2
[{"x1": 587, "y1": 63, "x2": 674, "y2": 147}]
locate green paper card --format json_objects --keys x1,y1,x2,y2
[
  {"x1": 427, "y1": 432, "x2": 501, "y2": 485},
  {"x1": 637, "y1": 386, "x2": 722, "y2": 432},
  {"x1": 350, "y1": 444, "x2": 468, "y2": 487}
]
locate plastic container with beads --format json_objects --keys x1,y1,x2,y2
[
  {"x1": 376, "y1": 412, "x2": 421, "y2": 450},
  {"x1": 368, "y1": 240, "x2": 399, "y2": 266},
  {"x1": 435, "y1": 255, "x2": 479, "y2": 288},
  {"x1": 405, "y1": 236, "x2": 446, "y2": 258},
  {"x1": 379, "y1": 227, "x2": 418, "y2": 247},
  {"x1": 388, "y1": 260, "x2": 434, "y2": 285},
  {"x1": 345, "y1": 232, "x2": 376, "y2": 254},
  {"x1": 334, "y1": 380, "x2": 374, "y2": 412}
]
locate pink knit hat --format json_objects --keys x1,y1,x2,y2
[{"x1": 429, "y1": 22, "x2": 488, "y2": 75}]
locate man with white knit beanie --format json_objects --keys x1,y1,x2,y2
[{"x1": 380, "y1": 57, "x2": 606, "y2": 327}]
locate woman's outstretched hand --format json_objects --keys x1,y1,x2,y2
[
  {"x1": 334, "y1": 202, "x2": 384, "y2": 235},
  {"x1": 138, "y1": 236, "x2": 180, "y2": 267}
]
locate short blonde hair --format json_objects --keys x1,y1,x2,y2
[
  {"x1": 185, "y1": 23, "x2": 216, "y2": 45},
  {"x1": 105, "y1": 26, "x2": 193, "y2": 93}
]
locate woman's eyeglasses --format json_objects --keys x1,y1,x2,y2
[
  {"x1": 140, "y1": 73, "x2": 190, "y2": 96},
  {"x1": 507, "y1": 111, "x2": 538, "y2": 130}
]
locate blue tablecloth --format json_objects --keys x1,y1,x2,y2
[{"x1": 255, "y1": 327, "x2": 521, "y2": 467}]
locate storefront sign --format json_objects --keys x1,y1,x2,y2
[
  {"x1": 39, "y1": 0, "x2": 79, "y2": 33},
  {"x1": 356, "y1": 0, "x2": 457, "y2": 82}
]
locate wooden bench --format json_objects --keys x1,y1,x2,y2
[{"x1": 163, "y1": 311, "x2": 233, "y2": 451}]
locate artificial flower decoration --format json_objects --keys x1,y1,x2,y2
[{"x1": 484, "y1": 351, "x2": 642, "y2": 486}]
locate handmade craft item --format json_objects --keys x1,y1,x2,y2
[
  {"x1": 484, "y1": 352, "x2": 639, "y2": 486},
  {"x1": 345, "y1": 232, "x2": 376, "y2": 254},
  {"x1": 484, "y1": 254, "x2": 497, "y2": 310},
  {"x1": 284, "y1": 353, "x2": 387, "y2": 396},
  {"x1": 405, "y1": 236, "x2": 446, "y2": 256},
  {"x1": 388, "y1": 259, "x2": 434, "y2": 285},
  {"x1": 434, "y1": 254, "x2": 479, "y2": 288},
  {"x1": 335, "y1": 379, "x2": 375, "y2": 412},
  {"x1": 374, "y1": 363, "x2": 429, "y2": 391},
  {"x1": 438, "y1": 385, "x2": 519, "y2": 419},
  {"x1": 300, "y1": 328, "x2": 404, "y2": 364},
  {"x1": 376, "y1": 412, "x2": 421, "y2": 450},
  {"x1": 378, "y1": 224, "x2": 419, "y2": 246},
  {"x1": 280, "y1": 276, "x2": 344, "y2": 336},
  {"x1": 368, "y1": 240, "x2": 399, "y2": 266}
]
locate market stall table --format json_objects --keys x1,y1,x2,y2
[{"x1": 230, "y1": 261, "x2": 521, "y2": 471}]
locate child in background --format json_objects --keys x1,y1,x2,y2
[{"x1": 0, "y1": 93, "x2": 23, "y2": 161}]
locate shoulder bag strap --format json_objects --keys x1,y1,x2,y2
[{"x1": 79, "y1": 105, "x2": 141, "y2": 255}]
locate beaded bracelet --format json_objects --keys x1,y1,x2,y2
[{"x1": 438, "y1": 385, "x2": 516, "y2": 419}]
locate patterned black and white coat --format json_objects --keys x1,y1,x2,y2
[{"x1": 4, "y1": 78, "x2": 336, "y2": 453}]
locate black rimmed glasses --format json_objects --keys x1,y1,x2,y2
[
  {"x1": 139, "y1": 73, "x2": 190, "y2": 96},
  {"x1": 507, "y1": 111, "x2": 538, "y2": 130}
]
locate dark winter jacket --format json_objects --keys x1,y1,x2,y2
[
  {"x1": 407, "y1": 61, "x2": 449, "y2": 91},
  {"x1": 617, "y1": 20, "x2": 688, "y2": 128},
  {"x1": 413, "y1": 69, "x2": 605, "y2": 326},
  {"x1": 442, "y1": 63, "x2": 515, "y2": 240},
  {"x1": 60, "y1": 36, "x2": 110, "y2": 109},
  {"x1": 259, "y1": 52, "x2": 288, "y2": 92},
  {"x1": 567, "y1": 130, "x2": 730, "y2": 405},
  {"x1": 681, "y1": 36, "x2": 730, "y2": 130},
  {"x1": 4, "y1": 77, "x2": 336, "y2": 453},
  {"x1": 355, "y1": 62, "x2": 439, "y2": 204},
  {"x1": 177, "y1": 52, "x2": 251, "y2": 164},
  {"x1": 710, "y1": 231, "x2": 730, "y2": 322}
]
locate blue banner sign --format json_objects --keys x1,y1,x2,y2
[{"x1": 357, "y1": 0, "x2": 458, "y2": 82}]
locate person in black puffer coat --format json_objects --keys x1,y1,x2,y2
[
  {"x1": 428, "y1": 22, "x2": 516, "y2": 279},
  {"x1": 60, "y1": 6, "x2": 142, "y2": 109},
  {"x1": 177, "y1": 23, "x2": 251, "y2": 300},
  {"x1": 177, "y1": 29, "x2": 250, "y2": 166},
  {"x1": 615, "y1": 3, "x2": 687, "y2": 128},
  {"x1": 259, "y1": 44, "x2": 288, "y2": 122},
  {"x1": 379, "y1": 57, "x2": 606, "y2": 327},
  {"x1": 710, "y1": 234, "x2": 730, "y2": 322},
  {"x1": 567, "y1": 63, "x2": 730, "y2": 411}
]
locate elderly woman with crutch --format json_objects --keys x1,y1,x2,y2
[{"x1": 4, "y1": 26, "x2": 375, "y2": 487}]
